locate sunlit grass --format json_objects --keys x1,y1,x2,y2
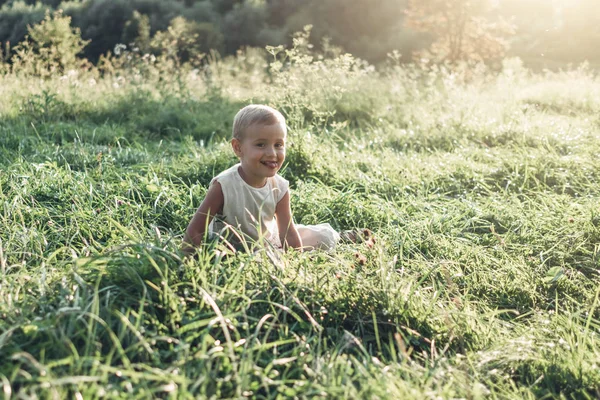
[{"x1": 0, "y1": 50, "x2": 599, "y2": 398}]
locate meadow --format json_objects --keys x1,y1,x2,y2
[{"x1": 1, "y1": 39, "x2": 600, "y2": 398}]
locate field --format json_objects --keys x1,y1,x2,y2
[{"x1": 1, "y1": 43, "x2": 600, "y2": 399}]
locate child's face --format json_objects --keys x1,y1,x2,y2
[{"x1": 232, "y1": 122, "x2": 286, "y2": 187}]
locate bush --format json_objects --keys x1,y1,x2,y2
[
  {"x1": 10, "y1": 10, "x2": 89, "y2": 77},
  {"x1": 265, "y1": 26, "x2": 389, "y2": 130},
  {"x1": 150, "y1": 17, "x2": 224, "y2": 66}
]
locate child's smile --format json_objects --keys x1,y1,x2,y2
[
  {"x1": 261, "y1": 160, "x2": 279, "y2": 169},
  {"x1": 232, "y1": 122, "x2": 286, "y2": 187}
]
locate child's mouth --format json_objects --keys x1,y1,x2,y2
[{"x1": 261, "y1": 161, "x2": 278, "y2": 169}]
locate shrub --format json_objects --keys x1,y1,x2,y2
[
  {"x1": 150, "y1": 17, "x2": 224, "y2": 67},
  {"x1": 10, "y1": 10, "x2": 89, "y2": 77},
  {"x1": 265, "y1": 26, "x2": 389, "y2": 130}
]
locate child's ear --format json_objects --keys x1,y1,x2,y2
[{"x1": 231, "y1": 138, "x2": 242, "y2": 157}]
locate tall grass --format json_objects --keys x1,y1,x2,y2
[{"x1": 1, "y1": 41, "x2": 600, "y2": 398}]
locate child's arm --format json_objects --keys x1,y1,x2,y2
[
  {"x1": 275, "y1": 191, "x2": 303, "y2": 250},
  {"x1": 182, "y1": 181, "x2": 224, "y2": 254}
]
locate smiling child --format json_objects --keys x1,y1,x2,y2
[{"x1": 183, "y1": 104, "x2": 340, "y2": 253}]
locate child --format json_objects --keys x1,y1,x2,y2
[{"x1": 183, "y1": 104, "x2": 340, "y2": 253}]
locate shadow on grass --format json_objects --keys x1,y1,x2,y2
[{"x1": 2, "y1": 90, "x2": 245, "y2": 147}]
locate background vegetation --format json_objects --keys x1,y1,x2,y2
[
  {"x1": 1, "y1": 0, "x2": 600, "y2": 68},
  {"x1": 1, "y1": 4, "x2": 600, "y2": 399}
]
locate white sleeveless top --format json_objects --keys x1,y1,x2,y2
[{"x1": 208, "y1": 164, "x2": 289, "y2": 248}]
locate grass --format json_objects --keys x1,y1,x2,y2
[{"x1": 0, "y1": 47, "x2": 600, "y2": 398}]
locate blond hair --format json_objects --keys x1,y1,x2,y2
[{"x1": 232, "y1": 104, "x2": 286, "y2": 140}]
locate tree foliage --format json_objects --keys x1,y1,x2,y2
[
  {"x1": 72, "y1": 0, "x2": 186, "y2": 62},
  {"x1": 0, "y1": 0, "x2": 412, "y2": 64},
  {"x1": 0, "y1": 0, "x2": 598, "y2": 68},
  {"x1": 0, "y1": 2, "x2": 49, "y2": 46},
  {"x1": 284, "y1": 0, "x2": 411, "y2": 62},
  {"x1": 405, "y1": 0, "x2": 514, "y2": 64}
]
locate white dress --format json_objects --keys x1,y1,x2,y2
[{"x1": 208, "y1": 164, "x2": 339, "y2": 250}]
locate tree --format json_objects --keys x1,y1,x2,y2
[
  {"x1": 405, "y1": 0, "x2": 514, "y2": 64},
  {"x1": 222, "y1": 1, "x2": 269, "y2": 53}
]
